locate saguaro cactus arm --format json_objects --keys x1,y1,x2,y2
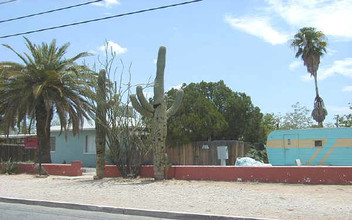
[
  {"x1": 136, "y1": 86, "x2": 154, "y2": 113},
  {"x1": 154, "y1": 46, "x2": 166, "y2": 105},
  {"x1": 130, "y1": 94, "x2": 153, "y2": 118},
  {"x1": 166, "y1": 89, "x2": 184, "y2": 118}
]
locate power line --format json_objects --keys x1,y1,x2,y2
[
  {"x1": 0, "y1": 0, "x2": 102, "y2": 24},
  {"x1": 0, "y1": 0, "x2": 202, "y2": 39},
  {"x1": 0, "y1": 0, "x2": 16, "y2": 5}
]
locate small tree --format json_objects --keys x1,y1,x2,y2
[{"x1": 91, "y1": 44, "x2": 151, "y2": 178}]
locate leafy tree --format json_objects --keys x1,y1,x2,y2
[
  {"x1": 194, "y1": 81, "x2": 264, "y2": 142},
  {"x1": 291, "y1": 27, "x2": 328, "y2": 127},
  {"x1": 279, "y1": 102, "x2": 314, "y2": 129},
  {"x1": 167, "y1": 85, "x2": 228, "y2": 145},
  {"x1": 334, "y1": 104, "x2": 352, "y2": 127},
  {"x1": 0, "y1": 38, "x2": 93, "y2": 163},
  {"x1": 259, "y1": 113, "x2": 280, "y2": 142},
  {"x1": 167, "y1": 81, "x2": 265, "y2": 144}
]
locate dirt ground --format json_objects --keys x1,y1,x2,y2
[{"x1": 0, "y1": 174, "x2": 351, "y2": 220}]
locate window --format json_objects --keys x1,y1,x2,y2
[
  {"x1": 84, "y1": 135, "x2": 96, "y2": 154},
  {"x1": 50, "y1": 137, "x2": 56, "y2": 152},
  {"x1": 315, "y1": 140, "x2": 323, "y2": 147},
  {"x1": 287, "y1": 139, "x2": 291, "y2": 145}
]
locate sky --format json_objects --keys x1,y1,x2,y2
[{"x1": 0, "y1": 0, "x2": 351, "y2": 125}]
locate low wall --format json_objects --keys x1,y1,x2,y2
[
  {"x1": 170, "y1": 166, "x2": 352, "y2": 185},
  {"x1": 11, "y1": 161, "x2": 82, "y2": 176},
  {"x1": 2, "y1": 162, "x2": 351, "y2": 184},
  {"x1": 105, "y1": 165, "x2": 175, "y2": 178},
  {"x1": 105, "y1": 165, "x2": 352, "y2": 185}
]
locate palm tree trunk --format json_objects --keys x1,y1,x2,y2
[
  {"x1": 313, "y1": 74, "x2": 324, "y2": 127},
  {"x1": 35, "y1": 98, "x2": 53, "y2": 163},
  {"x1": 314, "y1": 74, "x2": 320, "y2": 98}
]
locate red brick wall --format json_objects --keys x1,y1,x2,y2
[
  {"x1": 3, "y1": 162, "x2": 351, "y2": 184},
  {"x1": 170, "y1": 166, "x2": 352, "y2": 184},
  {"x1": 12, "y1": 161, "x2": 82, "y2": 176},
  {"x1": 105, "y1": 165, "x2": 352, "y2": 184}
]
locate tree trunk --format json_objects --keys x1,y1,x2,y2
[
  {"x1": 152, "y1": 103, "x2": 168, "y2": 180},
  {"x1": 35, "y1": 98, "x2": 53, "y2": 163},
  {"x1": 314, "y1": 75, "x2": 321, "y2": 128},
  {"x1": 314, "y1": 74, "x2": 319, "y2": 98},
  {"x1": 312, "y1": 75, "x2": 327, "y2": 128}
]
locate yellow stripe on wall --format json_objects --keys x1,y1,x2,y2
[
  {"x1": 333, "y1": 138, "x2": 352, "y2": 147},
  {"x1": 304, "y1": 139, "x2": 327, "y2": 165},
  {"x1": 267, "y1": 139, "x2": 327, "y2": 148},
  {"x1": 319, "y1": 138, "x2": 352, "y2": 165},
  {"x1": 306, "y1": 147, "x2": 323, "y2": 165}
]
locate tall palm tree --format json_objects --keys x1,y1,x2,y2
[
  {"x1": 291, "y1": 27, "x2": 328, "y2": 127},
  {"x1": 0, "y1": 37, "x2": 94, "y2": 162}
]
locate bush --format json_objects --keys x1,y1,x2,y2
[
  {"x1": 245, "y1": 143, "x2": 268, "y2": 163},
  {"x1": 34, "y1": 164, "x2": 48, "y2": 175},
  {"x1": 0, "y1": 159, "x2": 18, "y2": 174}
]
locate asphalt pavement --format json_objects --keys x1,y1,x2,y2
[
  {"x1": 0, "y1": 202, "x2": 169, "y2": 220},
  {"x1": 0, "y1": 197, "x2": 267, "y2": 220}
]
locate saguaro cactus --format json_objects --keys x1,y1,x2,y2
[
  {"x1": 130, "y1": 46, "x2": 183, "y2": 180},
  {"x1": 95, "y1": 69, "x2": 107, "y2": 179}
]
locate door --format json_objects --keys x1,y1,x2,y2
[{"x1": 283, "y1": 134, "x2": 299, "y2": 165}]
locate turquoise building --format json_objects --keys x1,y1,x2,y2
[
  {"x1": 50, "y1": 123, "x2": 97, "y2": 167},
  {"x1": 266, "y1": 128, "x2": 352, "y2": 166}
]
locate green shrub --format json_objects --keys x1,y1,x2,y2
[
  {"x1": 34, "y1": 164, "x2": 48, "y2": 175},
  {"x1": 245, "y1": 144, "x2": 269, "y2": 163},
  {"x1": 0, "y1": 159, "x2": 18, "y2": 174}
]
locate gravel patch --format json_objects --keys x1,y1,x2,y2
[{"x1": 0, "y1": 174, "x2": 351, "y2": 219}]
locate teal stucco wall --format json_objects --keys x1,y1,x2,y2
[
  {"x1": 50, "y1": 129, "x2": 97, "y2": 167},
  {"x1": 266, "y1": 128, "x2": 352, "y2": 166}
]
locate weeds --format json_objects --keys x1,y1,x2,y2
[{"x1": 0, "y1": 159, "x2": 18, "y2": 174}]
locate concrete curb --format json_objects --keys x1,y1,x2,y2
[{"x1": 0, "y1": 196, "x2": 270, "y2": 220}]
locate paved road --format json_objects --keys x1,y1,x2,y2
[{"x1": 0, "y1": 202, "x2": 168, "y2": 220}]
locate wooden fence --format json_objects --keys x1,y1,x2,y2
[
  {"x1": 166, "y1": 140, "x2": 251, "y2": 165},
  {"x1": 143, "y1": 140, "x2": 251, "y2": 165},
  {"x1": 0, "y1": 136, "x2": 37, "y2": 162}
]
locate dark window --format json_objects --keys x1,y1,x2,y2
[
  {"x1": 315, "y1": 140, "x2": 323, "y2": 147},
  {"x1": 287, "y1": 139, "x2": 291, "y2": 145}
]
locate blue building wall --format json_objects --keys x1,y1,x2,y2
[
  {"x1": 50, "y1": 129, "x2": 97, "y2": 167},
  {"x1": 266, "y1": 128, "x2": 352, "y2": 166}
]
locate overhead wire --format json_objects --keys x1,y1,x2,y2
[
  {"x1": 0, "y1": 0, "x2": 16, "y2": 5},
  {"x1": 0, "y1": 0, "x2": 203, "y2": 39},
  {"x1": 0, "y1": 0, "x2": 102, "y2": 24}
]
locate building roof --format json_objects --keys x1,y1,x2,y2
[{"x1": 50, "y1": 118, "x2": 143, "y2": 132}]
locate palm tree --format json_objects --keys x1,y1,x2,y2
[
  {"x1": 0, "y1": 37, "x2": 94, "y2": 162},
  {"x1": 291, "y1": 27, "x2": 328, "y2": 127}
]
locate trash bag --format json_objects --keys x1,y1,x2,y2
[{"x1": 235, "y1": 157, "x2": 271, "y2": 166}]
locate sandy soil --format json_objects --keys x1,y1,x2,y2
[{"x1": 0, "y1": 174, "x2": 351, "y2": 220}]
